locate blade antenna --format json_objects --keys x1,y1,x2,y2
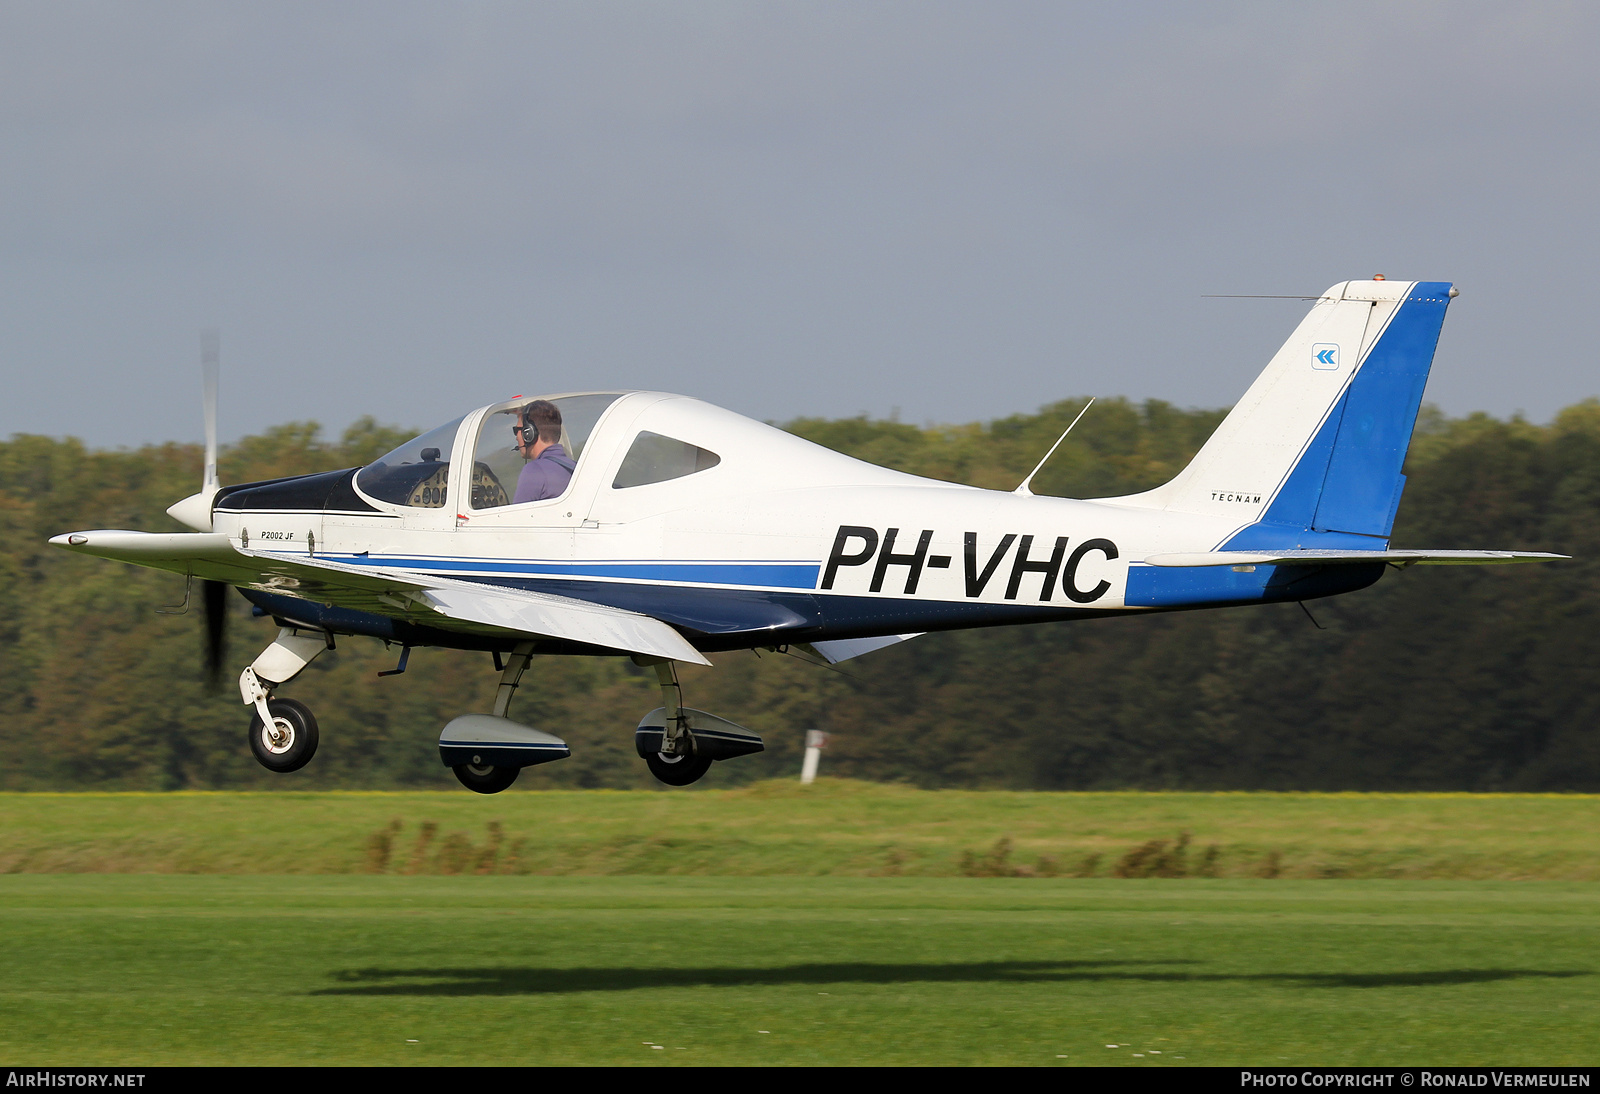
[
  {"x1": 201, "y1": 329, "x2": 220, "y2": 494},
  {"x1": 773, "y1": 646, "x2": 859, "y2": 680},
  {"x1": 1297, "y1": 600, "x2": 1326, "y2": 630},
  {"x1": 1015, "y1": 397, "x2": 1094, "y2": 497}
]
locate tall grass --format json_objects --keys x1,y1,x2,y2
[{"x1": 2, "y1": 782, "x2": 1597, "y2": 879}]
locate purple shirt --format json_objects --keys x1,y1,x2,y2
[{"x1": 512, "y1": 444, "x2": 576, "y2": 504}]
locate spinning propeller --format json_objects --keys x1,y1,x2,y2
[
  {"x1": 165, "y1": 331, "x2": 229, "y2": 688},
  {"x1": 202, "y1": 569, "x2": 227, "y2": 690}
]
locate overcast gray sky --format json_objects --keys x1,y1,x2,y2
[{"x1": 3, "y1": 1, "x2": 1598, "y2": 449}]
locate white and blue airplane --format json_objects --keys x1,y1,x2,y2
[{"x1": 51, "y1": 279, "x2": 1563, "y2": 792}]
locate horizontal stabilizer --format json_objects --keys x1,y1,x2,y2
[{"x1": 1144, "y1": 549, "x2": 1568, "y2": 568}]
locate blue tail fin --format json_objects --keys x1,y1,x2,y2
[{"x1": 1222, "y1": 280, "x2": 1454, "y2": 550}]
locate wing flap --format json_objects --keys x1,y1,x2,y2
[
  {"x1": 416, "y1": 584, "x2": 709, "y2": 665},
  {"x1": 236, "y1": 548, "x2": 710, "y2": 664}
]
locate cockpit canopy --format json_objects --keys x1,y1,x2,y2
[
  {"x1": 351, "y1": 387, "x2": 925, "y2": 516},
  {"x1": 467, "y1": 393, "x2": 622, "y2": 509},
  {"x1": 354, "y1": 393, "x2": 625, "y2": 508}
]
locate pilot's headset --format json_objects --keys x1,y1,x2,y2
[
  {"x1": 515, "y1": 403, "x2": 564, "y2": 450},
  {"x1": 515, "y1": 406, "x2": 538, "y2": 447}
]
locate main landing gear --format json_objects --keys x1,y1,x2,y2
[
  {"x1": 236, "y1": 628, "x2": 765, "y2": 794},
  {"x1": 634, "y1": 660, "x2": 763, "y2": 787},
  {"x1": 436, "y1": 650, "x2": 765, "y2": 794},
  {"x1": 436, "y1": 643, "x2": 572, "y2": 794}
]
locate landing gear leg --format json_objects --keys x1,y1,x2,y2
[
  {"x1": 239, "y1": 627, "x2": 328, "y2": 773},
  {"x1": 450, "y1": 642, "x2": 534, "y2": 794},
  {"x1": 493, "y1": 642, "x2": 535, "y2": 719},
  {"x1": 644, "y1": 661, "x2": 712, "y2": 786}
]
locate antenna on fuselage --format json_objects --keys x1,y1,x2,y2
[{"x1": 1014, "y1": 397, "x2": 1094, "y2": 497}]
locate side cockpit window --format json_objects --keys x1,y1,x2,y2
[
  {"x1": 470, "y1": 393, "x2": 623, "y2": 509},
  {"x1": 354, "y1": 416, "x2": 464, "y2": 507},
  {"x1": 612, "y1": 431, "x2": 721, "y2": 489}
]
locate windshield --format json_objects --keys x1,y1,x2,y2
[
  {"x1": 354, "y1": 416, "x2": 465, "y2": 507},
  {"x1": 469, "y1": 393, "x2": 624, "y2": 509}
]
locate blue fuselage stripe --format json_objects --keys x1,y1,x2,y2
[{"x1": 328, "y1": 554, "x2": 823, "y2": 590}]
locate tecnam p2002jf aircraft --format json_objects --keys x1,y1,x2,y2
[{"x1": 52, "y1": 280, "x2": 1563, "y2": 792}]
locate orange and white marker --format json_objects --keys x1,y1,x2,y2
[{"x1": 800, "y1": 730, "x2": 830, "y2": 784}]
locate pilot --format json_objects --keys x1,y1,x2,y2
[{"x1": 512, "y1": 399, "x2": 577, "y2": 503}]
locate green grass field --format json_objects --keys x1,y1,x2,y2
[
  {"x1": 3, "y1": 782, "x2": 1599, "y2": 878},
  {"x1": 1, "y1": 786, "x2": 1596, "y2": 1065},
  {"x1": 0, "y1": 875, "x2": 1594, "y2": 1066}
]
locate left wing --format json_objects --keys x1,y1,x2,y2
[{"x1": 49, "y1": 530, "x2": 710, "y2": 665}]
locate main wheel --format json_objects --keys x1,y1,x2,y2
[
  {"x1": 453, "y1": 763, "x2": 520, "y2": 795},
  {"x1": 248, "y1": 697, "x2": 319, "y2": 773},
  {"x1": 645, "y1": 750, "x2": 712, "y2": 787}
]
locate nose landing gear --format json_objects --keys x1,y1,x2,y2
[
  {"x1": 248, "y1": 697, "x2": 320, "y2": 772},
  {"x1": 240, "y1": 627, "x2": 330, "y2": 774}
]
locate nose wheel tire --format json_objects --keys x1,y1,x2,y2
[
  {"x1": 453, "y1": 763, "x2": 520, "y2": 795},
  {"x1": 248, "y1": 697, "x2": 319, "y2": 773},
  {"x1": 645, "y1": 750, "x2": 712, "y2": 786}
]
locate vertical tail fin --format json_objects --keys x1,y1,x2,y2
[{"x1": 1108, "y1": 279, "x2": 1454, "y2": 550}]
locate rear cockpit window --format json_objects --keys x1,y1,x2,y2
[
  {"x1": 354, "y1": 416, "x2": 464, "y2": 507},
  {"x1": 612, "y1": 432, "x2": 721, "y2": 489}
]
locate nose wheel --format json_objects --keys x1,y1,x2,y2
[{"x1": 248, "y1": 697, "x2": 319, "y2": 773}]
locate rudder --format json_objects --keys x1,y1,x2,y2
[{"x1": 1304, "y1": 283, "x2": 1452, "y2": 539}]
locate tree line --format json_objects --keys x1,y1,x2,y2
[{"x1": 1, "y1": 397, "x2": 1595, "y2": 791}]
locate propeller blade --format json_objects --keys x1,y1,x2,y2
[
  {"x1": 202, "y1": 579, "x2": 227, "y2": 690},
  {"x1": 166, "y1": 331, "x2": 223, "y2": 531},
  {"x1": 201, "y1": 329, "x2": 219, "y2": 492}
]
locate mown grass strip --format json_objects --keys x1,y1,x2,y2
[{"x1": 0, "y1": 875, "x2": 1594, "y2": 1065}]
